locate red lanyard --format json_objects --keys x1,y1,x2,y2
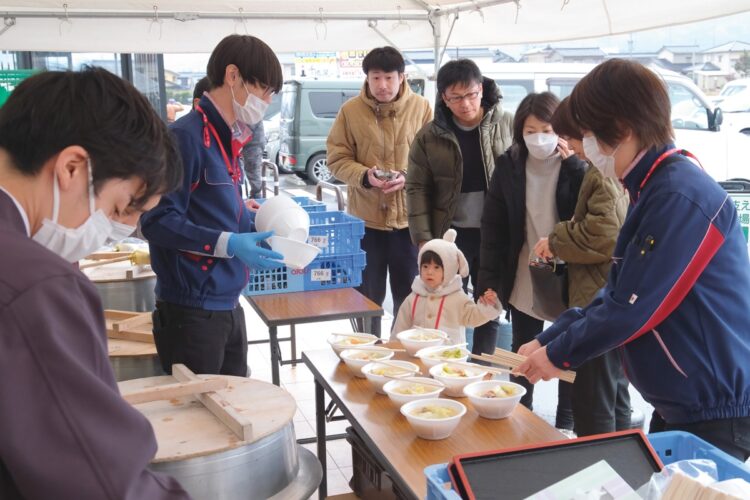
[
  {"x1": 636, "y1": 148, "x2": 701, "y2": 201},
  {"x1": 195, "y1": 105, "x2": 242, "y2": 184},
  {"x1": 411, "y1": 295, "x2": 447, "y2": 329}
]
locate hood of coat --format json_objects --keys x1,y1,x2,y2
[
  {"x1": 433, "y1": 77, "x2": 503, "y2": 132},
  {"x1": 359, "y1": 76, "x2": 413, "y2": 117},
  {"x1": 412, "y1": 273, "x2": 464, "y2": 297}
]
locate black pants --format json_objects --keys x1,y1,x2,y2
[
  {"x1": 152, "y1": 301, "x2": 248, "y2": 376},
  {"x1": 358, "y1": 227, "x2": 418, "y2": 336},
  {"x1": 509, "y1": 305, "x2": 574, "y2": 429},
  {"x1": 649, "y1": 412, "x2": 750, "y2": 461},
  {"x1": 572, "y1": 350, "x2": 632, "y2": 436},
  {"x1": 454, "y1": 227, "x2": 500, "y2": 357}
]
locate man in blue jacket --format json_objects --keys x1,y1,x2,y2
[
  {"x1": 516, "y1": 59, "x2": 750, "y2": 460},
  {"x1": 141, "y1": 35, "x2": 284, "y2": 376}
]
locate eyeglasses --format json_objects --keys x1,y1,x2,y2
[{"x1": 444, "y1": 90, "x2": 481, "y2": 104}]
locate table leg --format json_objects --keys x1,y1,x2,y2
[
  {"x1": 291, "y1": 323, "x2": 297, "y2": 367},
  {"x1": 269, "y1": 326, "x2": 280, "y2": 386},
  {"x1": 370, "y1": 315, "x2": 381, "y2": 338},
  {"x1": 315, "y1": 379, "x2": 328, "y2": 500}
]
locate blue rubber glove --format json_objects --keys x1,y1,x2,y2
[{"x1": 228, "y1": 231, "x2": 285, "y2": 270}]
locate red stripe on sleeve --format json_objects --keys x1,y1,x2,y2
[{"x1": 623, "y1": 223, "x2": 724, "y2": 344}]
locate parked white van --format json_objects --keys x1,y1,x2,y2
[{"x1": 474, "y1": 62, "x2": 750, "y2": 182}]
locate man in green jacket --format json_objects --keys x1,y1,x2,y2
[{"x1": 406, "y1": 59, "x2": 513, "y2": 355}]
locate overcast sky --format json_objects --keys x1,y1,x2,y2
[{"x1": 164, "y1": 11, "x2": 750, "y2": 73}]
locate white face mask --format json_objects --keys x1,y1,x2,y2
[
  {"x1": 524, "y1": 132, "x2": 559, "y2": 160},
  {"x1": 231, "y1": 82, "x2": 268, "y2": 126},
  {"x1": 583, "y1": 135, "x2": 619, "y2": 180},
  {"x1": 32, "y1": 159, "x2": 136, "y2": 262}
]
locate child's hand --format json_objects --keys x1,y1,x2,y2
[{"x1": 479, "y1": 289, "x2": 498, "y2": 306}]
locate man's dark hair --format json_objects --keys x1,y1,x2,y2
[
  {"x1": 207, "y1": 35, "x2": 283, "y2": 93},
  {"x1": 362, "y1": 46, "x2": 405, "y2": 74},
  {"x1": 437, "y1": 59, "x2": 482, "y2": 97},
  {"x1": 193, "y1": 76, "x2": 211, "y2": 101},
  {"x1": 513, "y1": 91, "x2": 560, "y2": 156},
  {"x1": 0, "y1": 67, "x2": 182, "y2": 208},
  {"x1": 420, "y1": 250, "x2": 443, "y2": 268},
  {"x1": 437, "y1": 59, "x2": 500, "y2": 108}
]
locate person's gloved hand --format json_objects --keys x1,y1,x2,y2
[{"x1": 228, "y1": 231, "x2": 285, "y2": 270}]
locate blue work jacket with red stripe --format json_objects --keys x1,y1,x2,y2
[
  {"x1": 141, "y1": 96, "x2": 254, "y2": 310},
  {"x1": 538, "y1": 144, "x2": 750, "y2": 424}
]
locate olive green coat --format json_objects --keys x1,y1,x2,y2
[
  {"x1": 406, "y1": 78, "x2": 513, "y2": 245},
  {"x1": 548, "y1": 166, "x2": 628, "y2": 307}
]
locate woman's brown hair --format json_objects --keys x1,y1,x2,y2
[
  {"x1": 550, "y1": 97, "x2": 582, "y2": 141},
  {"x1": 569, "y1": 58, "x2": 673, "y2": 149}
]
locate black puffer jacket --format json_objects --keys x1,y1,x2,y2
[{"x1": 478, "y1": 144, "x2": 587, "y2": 309}]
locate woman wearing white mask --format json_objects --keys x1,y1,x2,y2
[
  {"x1": 141, "y1": 35, "x2": 285, "y2": 378},
  {"x1": 0, "y1": 69, "x2": 188, "y2": 498},
  {"x1": 478, "y1": 92, "x2": 587, "y2": 430},
  {"x1": 516, "y1": 59, "x2": 750, "y2": 461}
]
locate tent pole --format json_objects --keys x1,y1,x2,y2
[{"x1": 367, "y1": 20, "x2": 430, "y2": 80}]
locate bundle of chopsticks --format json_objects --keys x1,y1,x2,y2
[{"x1": 471, "y1": 347, "x2": 576, "y2": 383}]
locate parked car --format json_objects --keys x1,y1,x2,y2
[
  {"x1": 278, "y1": 78, "x2": 426, "y2": 184},
  {"x1": 711, "y1": 79, "x2": 750, "y2": 136},
  {"x1": 277, "y1": 79, "x2": 361, "y2": 184}
]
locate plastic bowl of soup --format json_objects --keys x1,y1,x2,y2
[
  {"x1": 396, "y1": 328, "x2": 447, "y2": 357},
  {"x1": 429, "y1": 362, "x2": 487, "y2": 397},
  {"x1": 327, "y1": 333, "x2": 379, "y2": 358},
  {"x1": 383, "y1": 377, "x2": 445, "y2": 406},
  {"x1": 400, "y1": 398, "x2": 466, "y2": 440},
  {"x1": 463, "y1": 380, "x2": 526, "y2": 419},
  {"x1": 416, "y1": 345, "x2": 470, "y2": 369},
  {"x1": 361, "y1": 360, "x2": 421, "y2": 394},
  {"x1": 339, "y1": 348, "x2": 394, "y2": 378}
]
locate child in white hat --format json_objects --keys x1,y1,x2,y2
[{"x1": 392, "y1": 229, "x2": 502, "y2": 344}]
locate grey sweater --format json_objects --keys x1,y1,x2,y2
[{"x1": 509, "y1": 153, "x2": 562, "y2": 319}]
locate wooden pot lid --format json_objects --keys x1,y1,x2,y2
[
  {"x1": 118, "y1": 375, "x2": 296, "y2": 462},
  {"x1": 81, "y1": 260, "x2": 156, "y2": 283},
  {"x1": 108, "y1": 338, "x2": 157, "y2": 357}
]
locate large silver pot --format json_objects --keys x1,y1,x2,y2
[
  {"x1": 120, "y1": 375, "x2": 320, "y2": 500},
  {"x1": 83, "y1": 263, "x2": 156, "y2": 312},
  {"x1": 109, "y1": 354, "x2": 163, "y2": 382},
  {"x1": 149, "y1": 423, "x2": 320, "y2": 500}
]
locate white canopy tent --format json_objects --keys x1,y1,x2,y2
[{"x1": 2, "y1": 1, "x2": 749, "y2": 73}]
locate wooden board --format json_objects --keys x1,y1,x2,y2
[
  {"x1": 105, "y1": 310, "x2": 154, "y2": 344},
  {"x1": 172, "y1": 364, "x2": 253, "y2": 441},
  {"x1": 108, "y1": 338, "x2": 157, "y2": 357},
  {"x1": 117, "y1": 375, "x2": 296, "y2": 462}
]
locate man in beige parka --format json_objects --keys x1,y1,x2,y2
[{"x1": 327, "y1": 47, "x2": 432, "y2": 335}]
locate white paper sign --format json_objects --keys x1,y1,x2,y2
[
  {"x1": 309, "y1": 235, "x2": 329, "y2": 249},
  {"x1": 311, "y1": 268, "x2": 332, "y2": 281}
]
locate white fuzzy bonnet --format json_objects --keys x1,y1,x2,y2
[{"x1": 418, "y1": 229, "x2": 470, "y2": 286}]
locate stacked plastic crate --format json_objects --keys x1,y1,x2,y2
[{"x1": 244, "y1": 197, "x2": 366, "y2": 296}]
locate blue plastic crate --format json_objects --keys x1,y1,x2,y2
[
  {"x1": 424, "y1": 431, "x2": 750, "y2": 500},
  {"x1": 254, "y1": 196, "x2": 326, "y2": 213},
  {"x1": 308, "y1": 211, "x2": 365, "y2": 255},
  {"x1": 243, "y1": 250, "x2": 366, "y2": 296},
  {"x1": 648, "y1": 431, "x2": 750, "y2": 482},
  {"x1": 425, "y1": 464, "x2": 462, "y2": 500}
]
